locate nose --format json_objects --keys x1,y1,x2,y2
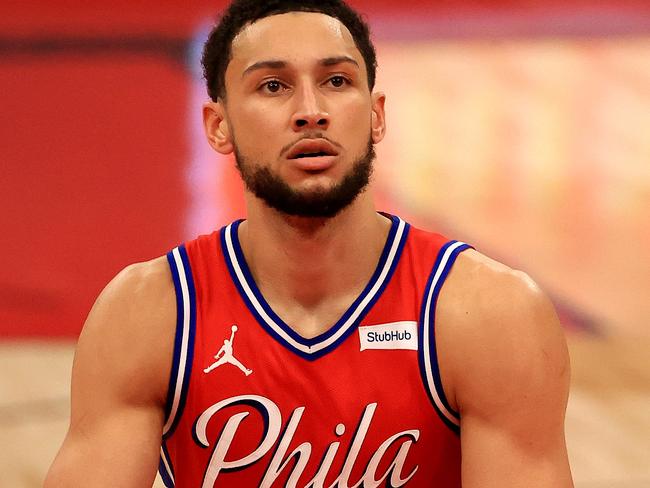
[{"x1": 291, "y1": 83, "x2": 330, "y2": 131}]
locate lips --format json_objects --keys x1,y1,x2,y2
[{"x1": 286, "y1": 139, "x2": 339, "y2": 160}]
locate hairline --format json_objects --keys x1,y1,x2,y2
[{"x1": 219, "y1": 10, "x2": 372, "y2": 100}]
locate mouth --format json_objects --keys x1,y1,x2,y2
[
  {"x1": 292, "y1": 151, "x2": 330, "y2": 159},
  {"x1": 286, "y1": 138, "x2": 339, "y2": 161}
]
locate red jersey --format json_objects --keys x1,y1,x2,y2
[{"x1": 158, "y1": 215, "x2": 471, "y2": 487}]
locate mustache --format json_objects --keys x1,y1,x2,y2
[{"x1": 279, "y1": 134, "x2": 343, "y2": 158}]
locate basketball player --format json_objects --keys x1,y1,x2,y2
[{"x1": 45, "y1": 0, "x2": 573, "y2": 486}]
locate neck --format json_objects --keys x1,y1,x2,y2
[{"x1": 238, "y1": 192, "x2": 391, "y2": 336}]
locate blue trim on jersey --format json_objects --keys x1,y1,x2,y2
[
  {"x1": 162, "y1": 245, "x2": 197, "y2": 440},
  {"x1": 418, "y1": 240, "x2": 472, "y2": 435},
  {"x1": 220, "y1": 215, "x2": 410, "y2": 361},
  {"x1": 158, "y1": 441, "x2": 175, "y2": 487}
]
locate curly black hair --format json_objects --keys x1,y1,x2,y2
[{"x1": 201, "y1": 0, "x2": 377, "y2": 101}]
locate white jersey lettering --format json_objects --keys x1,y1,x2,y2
[{"x1": 194, "y1": 395, "x2": 420, "y2": 487}]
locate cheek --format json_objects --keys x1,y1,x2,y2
[
  {"x1": 339, "y1": 92, "x2": 372, "y2": 124},
  {"x1": 236, "y1": 102, "x2": 276, "y2": 134},
  {"x1": 230, "y1": 101, "x2": 287, "y2": 156},
  {"x1": 337, "y1": 98, "x2": 373, "y2": 143}
]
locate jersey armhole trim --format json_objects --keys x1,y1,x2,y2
[
  {"x1": 158, "y1": 441, "x2": 175, "y2": 487},
  {"x1": 162, "y1": 245, "x2": 196, "y2": 439},
  {"x1": 418, "y1": 240, "x2": 473, "y2": 435}
]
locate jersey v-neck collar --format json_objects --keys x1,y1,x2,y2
[{"x1": 219, "y1": 214, "x2": 410, "y2": 361}]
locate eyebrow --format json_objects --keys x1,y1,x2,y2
[
  {"x1": 242, "y1": 60, "x2": 287, "y2": 78},
  {"x1": 241, "y1": 56, "x2": 359, "y2": 78},
  {"x1": 320, "y1": 56, "x2": 359, "y2": 68}
]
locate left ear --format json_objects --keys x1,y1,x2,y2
[{"x1": 370, "y1": 91, "x2": 386, "y2": 144}]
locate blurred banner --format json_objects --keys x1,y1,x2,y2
[
  {"x1": 375, "y1": 38, "x2": 650, "y2": 336},
  {"x1": 1, "y1": 0, "x2": 649, "y2": 337}
]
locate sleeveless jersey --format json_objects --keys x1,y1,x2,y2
[{"x1": 158, "y1": 215, "x2": 471, "y2": 487}]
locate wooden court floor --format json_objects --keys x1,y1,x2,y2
[{"x1": 0, "y1": 336, "x2": 648, "y2": 487}]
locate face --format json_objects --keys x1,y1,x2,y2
[{"x1": 203, "y1": 12, "x2": 386, "y2": 218}]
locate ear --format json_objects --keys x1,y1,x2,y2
[
  {"x1": 203, "y1": 101, "x2": 234, "y2": 155},
  {"x1": 370, "y1": 91, "x2": 386, "y2": 144}
]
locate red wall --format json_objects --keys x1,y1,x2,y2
[
  {"x1": 3, "y1": 1, "x2": 650, "y2": 37},
  {"x1": 1, "y1": 54, "x2": 189, "y2": 336}
]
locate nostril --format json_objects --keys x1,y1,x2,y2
[
  {"x1": 317, "y1": 118, "x2": 327, "y2": 126},
  {"x1": 296, "y1": 119, "x2": 308, "y2": 127}
]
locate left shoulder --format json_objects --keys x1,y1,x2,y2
[
  {"x1": 452, "y1": 248, "x2": 557, "y2": 328},
  {"x1": 436, "y1": 248, "x2": 570, "y2": 415}
]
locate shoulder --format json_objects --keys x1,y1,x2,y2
[
  {"x1": 100, "y1": 255, "x2": 174, "y2": 304},
  {"x1": 435, "y1": 249, "x2": 570, "y2": 414},
  {"x1": 443, "y1": 248, "x2": 553, "y2": 323},
  {"x1": 84, "y1": 256, "x2": 175, "y2": 348},
  {"x1": 74, "y1": 255, "x2": 176, "y2": 406}
]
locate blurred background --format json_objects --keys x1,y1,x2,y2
[{"x1": 1, "y1": 0, "x2": 648, "y2": 486}]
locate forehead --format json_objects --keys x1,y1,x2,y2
[{"x1": 229, "y1": 11, "x2": 363, "y2": 71}]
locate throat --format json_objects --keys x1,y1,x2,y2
[{"x1": 237, "y1": 209, "x2": 394, "y2": 339}]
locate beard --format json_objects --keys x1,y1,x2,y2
[{"x1": 234, "y1": 136, "x2": 375, "y2": 219}]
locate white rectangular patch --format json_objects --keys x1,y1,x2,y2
[{"x1": 359, "y1": 321, "x2": 418, "y2": 351}]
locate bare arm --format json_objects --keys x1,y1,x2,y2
[
  {"x1": 438, "y1": 251, "x2": 573, "y2": 487},
  {"x1": 45, "y1": 257, "x2": 176, "y2": 487}
]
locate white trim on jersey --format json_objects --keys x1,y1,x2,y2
[
  {"x1": 163, "y1": 247, "x2": 192, "y2": 435},
  {"x1": 223, "y1": 218, "x2": 407, "y2": 356},
  {"x1": 421, "y1": 241, "x2": 467, "y2": 428}
]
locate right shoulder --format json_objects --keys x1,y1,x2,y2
[
  {"x1": 74, "y1": 255, "x2": 177, "y2": 407},
  {"x1": 91, "y1": 256, "x2": 174, "y2": 320}
]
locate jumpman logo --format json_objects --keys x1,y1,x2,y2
[{"x1": 204, "y1": 325, "x2": 253, "y2": 376}]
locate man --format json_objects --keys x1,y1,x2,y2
[{"x1": 45, "y1": 0, "x2": 573, "y2": 486}]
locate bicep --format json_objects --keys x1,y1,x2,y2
[
  {"x1": 460, "y1": 402, "x2": 572, "y2": 487},
  {"x1": 46, "y1": 260, "x2": 175, "y2": 487}
]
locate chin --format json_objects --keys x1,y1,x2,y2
[{"x1": 288, "y1": 171, "x2": 340, "y2": 189}]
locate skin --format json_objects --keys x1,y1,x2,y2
[{"x1": 45, "y1": 12, "x2": 573, "y2": 487}]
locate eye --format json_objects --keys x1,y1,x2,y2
[
  {"x1": 260, "y1": 80, "x2": 286, "y2": 94},
  {"x1": 327, "y1": 76, "x2": 349, "y2": 88}
]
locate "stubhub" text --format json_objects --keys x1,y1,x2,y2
[{"x1": 367, "y1": 330, "x2": 412, "y2": 342}]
